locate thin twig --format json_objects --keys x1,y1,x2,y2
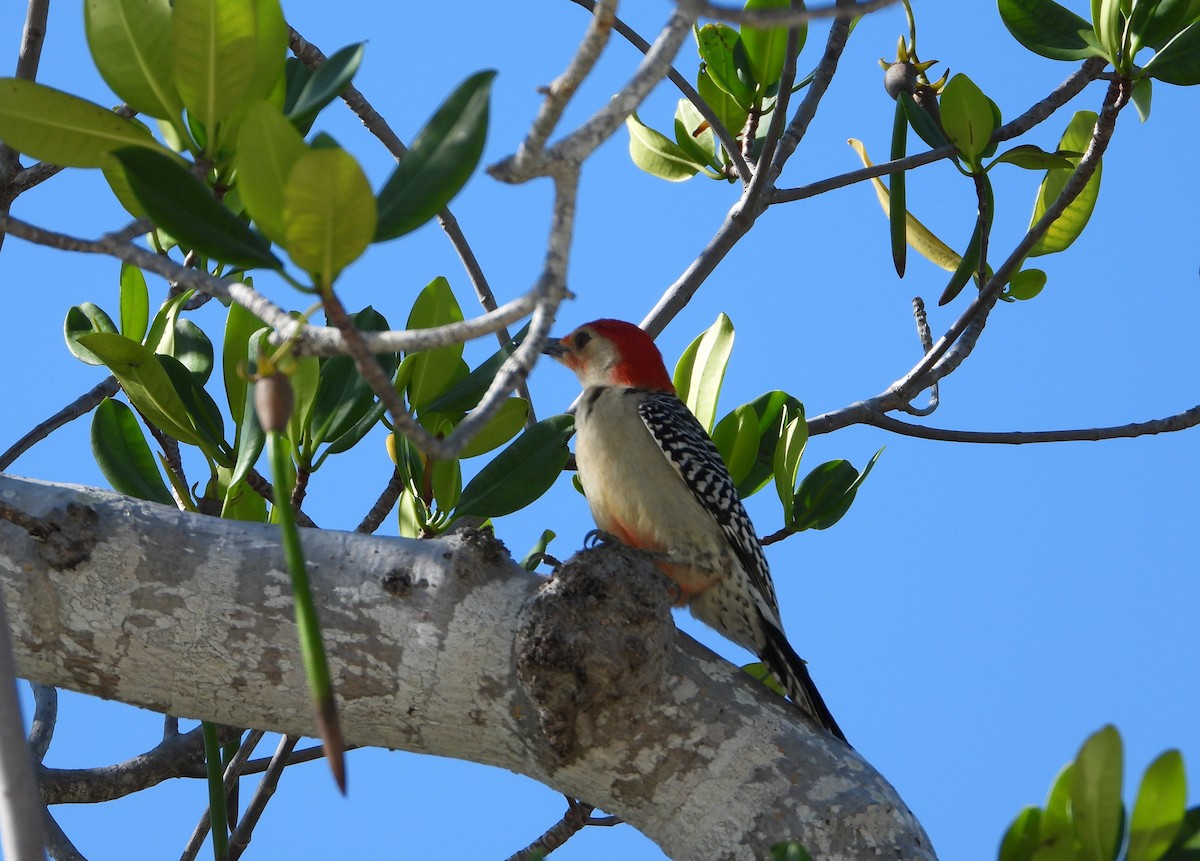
[
  {"x1": 228, "y1": 736, "x2": 301, "y2": 861},
  {"x1": 0, "y1": 376, "x2": 118, "y2": 472},
  {"x1": 903, "y1": 297, "x2": 937, "y2": 417},
  {"x1": 41, "y1": 808, "x2": 85, "y2": 861},
  {"x1": 505, "y1": 797, "x2": 621, "y2": 861},
  {"x1": 27, "y1": 683, "x2": 56, "y2": 763},
  {"x1": 179, "y1": 730, "x2": 266, "y2": 861},
  {"x1": 866, "y1": 404, "x2": 1200, "y2": 444},
  {"x1": 355, "y1": 467, "x2": 405, "y2": 533}
]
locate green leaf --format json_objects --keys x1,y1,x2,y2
[
  {"x1": 455, "y1": 414, "x2": 574, "y2": 520},
  {"x1": 991, "y1": 144, "x2": 1079, "y2": 170},
  {"x1": 85, "y1": 0, "x2": 182, "y2": 120},
  {"x1": 419, "y1": 324, "x2": 529, "y2": 415},
  {"x1": 170, "y1": 0, "x2": 258, "y2": 137},
  {"x1": 77, "y1": 332, "x2": 207, "y2": 448},
  {"x1": 91, "y1": 398, "x2": 175, "y2": 505},
  {"x1": 712, "y1": 403, "x2": 762, "y2": 489},
  {"x1": 375, "y1": 70, "x2": 496, "y2": 241},
  {"x1": 0, "y1": 78, "x2": 162, "y2": 167},
  {"x1": 772, "y1": 413, "x2": 808, "y2": 524},
  {"x1": 287, "y1": 349, "x2": 321, "y2": 448},
  {"x1": 119, "y1": 263, "x2": 150, "y2": 341},
  {"x1": 1035, "y1": 763, "x2": 1078, "y2": 861},
  {"x1": 673, "y1": 313, "x2": 735, "y2": 432},
  {"x1": 459, "y1": 398, "x2": 531, "y2": 458},
  {"x1": 1132, "y1": 75, "x2": 1154, "y2": 120},
  {"x1": 940, "y1": 73, "x2": 996, "y2": 167},
  {"x1": 112, "y1": 146, "x2": 281, "y2": 269},
  {"x1": 998, "y1": 0, "x2": 1106, "y2": 60},
  {"x1": 310, "y1": 307, "x2": 395, "y2": 445},
  {"x1": 673, "y1": 98, "x2": 719, "y2": 173},
  {"x1": 848, "y1": 138, "x2": 964, "y2": 272},
  {"x1": 286, "y1": 42, "x2": 365, "y2": 131},
  {"x1": 65, "y1": 303, "x2": 119, "y2": 366},
  {"x1": 144, "y1": 290, "x2": 192, "y2": 356},
  {"x1": 1145, "y1": 19, "x2": 1200, "y2": 82},
  {"x1": 626, "y1": 112, "x2": 703, "y2": 181},
  {"x1": 768, "y1": 841, "x2": 814, "y2": 861},
  {"x1": 697, "y1": 65, "x2": 749, "y2": 147},
  {"x1": 733, "y1": 391, "x2": 804, "y2": 498},
  {"x1": 741, "y1": 0, "x2": 805, "y2": 92},
  {"x1": 173, "y1": 318, "x2": 214, "y2": 383},
  {"x1": 1128, "y1": 750, "x2": 1187, "y2": 861},
  {"x1": 519, "y1": 530, "x2": 556, "y2": 571},
  {"x1": 1028, "y1": 111, "x2": 1102, "y2": 256},
  {"x1": 1161, "y1": 807, "x2": 1200, "y2": 861},
  {"x1": 1137, "y1": 0, "x2": 1200, "y2": 48},
  {"x1": 157, "y1": 354, "x2": 232, "y2": 464},
  {"x1": 1006, "y1": 268, "x2": 1048, "y2": 300},
  {"x1": 939, "y1": 213, "x2": 985, "y2": 306},
  {"x1": 889, "y1": 98, "x2": 908, "y2": 277},
  {"x1": 791, "y1": 448, "x2": 881, "y2": 532},
  {"x1": 1001, "y1": 807, "x2": 1044, "y2": 861},
  {"x1": 246, "y1": 0, "x2": 287, "y2": 104},
  {"x1": 1071, "y1": 725, "x2": 1124, "y2": 861},
  {"x1": 222, "y1": 302, "x2": 262, "y2": 427},
  {"x1": 695, "y1": 24, "x2": 755, "y2": 109},
  {"x1": 282, "y1": 147, "x2": 377, "y2": 286},
  {"x1": 1095, "y1": 0, "x2": 1127, "y2": 58},
  {"x1": 899, "y1": 91, "x2": 951, "y2": 149},
  {"x1": 406, "y1": 277, "x2": 466, "y2": 409},
  {"x1": 236, "y1": 100, "x2": 309, "y2": 245}
]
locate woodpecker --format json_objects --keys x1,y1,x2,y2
[{"x1": 544, "y1": 319, "x2": 847, "y2": 744}]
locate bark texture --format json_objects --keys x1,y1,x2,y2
[{"x1": 0, "y1": 474, "x2": 935, "y2": 860}]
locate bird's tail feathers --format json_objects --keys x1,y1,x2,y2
[{"x1": 758, "y1": 613, "x2": 849, "y2": 746}]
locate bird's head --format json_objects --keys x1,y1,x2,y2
[{"x1": 543, "y1": 319, "x2": 675, "y2": 392}]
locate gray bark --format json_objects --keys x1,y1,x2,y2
[{"x1": 0, "y1": 473, "x2": 934, "y2": 860}]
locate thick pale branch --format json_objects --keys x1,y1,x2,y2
[
  {"x1": 695, "y1": 0, "x2": 898, "y2": 26},
  {"x1": 0, "y1": 475, "x2": 933, "y2": 861}
]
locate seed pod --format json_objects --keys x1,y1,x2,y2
[
  {"x1": 883, "y1": 62, "x2": 919, "y2": 100},
  {"x1": 254, "y1": 372, "x2": 294, "y2": 433}
]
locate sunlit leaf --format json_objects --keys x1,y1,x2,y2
[
  {"x1": 673, "y1": 313, "x2": 734, "y2": 432},
  {"x1": 1128, "y1": 750, "x2": 1187, "y2": 861},
  {"x1": 236, "y1": 100, "x2": 309, "y2": 245},
  {"x1": 0, "y1": 78, "x2": 162, "y2": 167},
  {"x1": 119, "y1": 263, "x2": 150, "y2": 342},
  {"x1": 170, "y1": 0, "x2": 258, "y2": 136},
  {"x1": 282, "y1": 147, "x2": 377, "y2": 286},
  {"x1": 65, "y1": 303, "x2": 119, "y2": 366},
  {"x1": 1071, "y1": 725, "x2": 1124, "y2": 861},
  {"x1": 85, "y1": 0, "x2": 182, "y2": 120},
  {"x1": 1028, "y1": 111, "x2": 1102, "y2": 256},
  {"x1": 626, "y1": 112, "x2": 703, "y2": 182}
]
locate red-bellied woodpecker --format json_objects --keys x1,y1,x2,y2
[{"x1": 544, "y1": 318, "x2": 847, "y2": 744}]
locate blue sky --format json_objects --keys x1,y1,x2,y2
[{"x1": 3, "y1": 1, "x2": 1198, "y2": 860}]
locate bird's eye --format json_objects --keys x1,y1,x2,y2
[{"x1": 573, "y1": 330, "x2": 592, "y2": 350}]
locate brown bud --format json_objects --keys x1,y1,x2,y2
[{"x1": 254, "y1": 372, "x2": 294, "y2": 433}]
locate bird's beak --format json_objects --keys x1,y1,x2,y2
[{"x1": 541, "y1": 336, "x2": 567, "y2": 359}]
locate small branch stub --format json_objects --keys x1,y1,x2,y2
[{"x1": 515, "y1": 543, "x2": 675, "y2": 764}]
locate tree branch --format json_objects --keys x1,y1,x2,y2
[
  {"x1": 865, "y1": 405, "x2": 1200, "y2": 444},
  {"x1": 0, "y1": 474, "x2": 934, "y2": 861}
]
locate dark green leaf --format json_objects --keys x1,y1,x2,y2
[
  {"x1": 890, "y1": 98, "x2": 907, "y2": 277},
  {"x1": 990, "y1": 144, "x2": 1079, "y2": 170},
  {"x1": 772, "y1": 413, "x2": 808, "y2": 524},
  {"x1": 938, "y1": 214, "x2": 984, "y2": 305},
  {"x1": 735, "y1": 391, "x2": 804, "y2": 498},
  {"x1": 157, "y1": 354, "x2": 232, "y2": 465},
  {"x1": 791, "y1": 448, "x2": 881, "y2": 531},
  {"x1": 1160, "y1": 806, "x2": 1200, "y2": 861},
  {"x1": 112, "y1": 147, "x2": 280, "y2": 270},
  {"x1": 1132, "y1": 75, "x2": 1154, "y2": 120},
  {"x1": 223, "y1": 302, "x2": 264, "y2": 427},
  {"x1": 91, "y1": 398, "x2": 175, "y2": 505},
  {"x1": 899, "y1": 91, "x2": 951, "y2": 150},
  {"x1": 286, "y1": 42, "x2": 365, "y2": 131},
  {"x1": 309, "y1": 307, "x2": 394, "y2": 445},
  {"x1": 455, "y1": 414, "x2": 574, "y2": 520},
  {"x1": 768, "y1": 840, "x2": 815, "y2": 861},
  {"x1": 1138, "y1": 0, "x2": 1200, "y2": 48},
  {"x1": 406, "y1": 277, "x2": 466, "y2": 409},
  {"x1": 65, "y1": 303, "x2": 119, "y2": 365},
  {"x1": 712, "y1": 404, "x2": 761, "y2": 489},
  {"x1": 459, "y1": 398, "x2": 530, "y2": 458},
  {"x1": 1145, "y1": 19, "x2": 1200, "y2": 83},
  {"x1": 375, "y1": 70, "x2": 496, "y2": 240},
  {"x1": 420, "y1": 324, "x2": 530, "y2": 414},
  {"x1": 998, "y1": 0, "x2": 1106, "y2": 60}
]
